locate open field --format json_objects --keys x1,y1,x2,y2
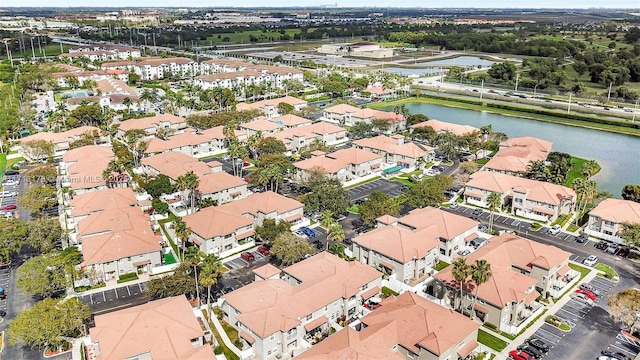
[
  {"x1": 201, "y1": 29, "x2": 312, "y2": 46},
  {"x1": 9, "y1": 43, "x2": 71, "y2": 59}
]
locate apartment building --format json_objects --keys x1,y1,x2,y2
[
  {"x1": 293, "y1": 148, "x2": 382, "y2": 183},
  {"x1": 432, "y1": 234, "x2": 574, "y2": 334},
  {"x1": 353, "y1": 134, "x2": 435, "y2": 169},
  {"x1": 353, "y1": 207, "x2": 480, "y2": 292},
  {"x1": 298, "y1": 292, "x2": 481, "y2": 360},
  {"x1": 59, "y1": 145, "x2": 119, "y2": 195},
  {"x1": 322, "y1": 104, "x2": 407, "y2": 132},
  {"x1": 586, "y1": 198, "x2": 640, "y2": 244},
  {"x1": 235, "y1": 96, "x2": 308, "y2": 118},
  {"x1": 51, "y1": 69, "x2": 129, "y2": 88},
  {"x1": 222, "y1": 252, "x2": 383, "y2": 360},
  {"x1": 464, "y1": 171, "x2": 576, "y2": 222},
  {"x1": 19, "y1": 125, "x2": 108, "y2": 160},
  {"x1": 410, "y1": 119, "x2": 480, "y2": 137},
  {"x1": 484, "y1": 136, "x2": 553, "y2": 175},
  {"x1": 117, "y1": 114, "x2": 188, "y2": 140}
]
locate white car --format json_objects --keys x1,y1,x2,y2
[
  {"x1": 548, "y1": 224, "x2": 561, "y2": 235},
  {"x1": 571, "y1": 292, "x2": 594, "y2": 305},
  {"x1": 583, "y1": 255, "x2": 598, "y2": 267},
  {"x1": 0, "y1": 191, "x2": 16, "y2": 197}
]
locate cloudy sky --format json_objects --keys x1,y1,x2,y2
[{"x1": 7, "y1": 0, "x2": 640, "y2": 8}]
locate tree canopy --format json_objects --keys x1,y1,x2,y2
[
  {"x1": 404, "y1": 174, "x2": 453, "y2": 208},
  {"x1": 271, "y1": 232, "x2": 314, "y2": 266},
  {"x1": 622, "y1": 184, "x2": 640, "y2": 203},
  {"x1": 18, "y1": 184, "x2": 58, "y2": 217},
  {"x1": 146, "y1": 262, "x2": 197, "y2": 300},
  {"x1": 608, "y1": 289, "x2": 640, "y2": 333},
  {"x1": 255, "y1": 218, "x2": 292, "y2": 244},
  {"x1": 17, "y1": 247, "x2": 82, "y2": 298},
  {"x1": 301, "y1": 169, "x2": 351, "y2": 215},
  {"x1": 620, "y1": 222, "x2": 640, "y2": 248},
  {"x1": 358, "y1": 191, "x2": 401, "y2": 227}
]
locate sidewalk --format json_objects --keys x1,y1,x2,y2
[{"x1": 496, "y1": 269, "x2": 599, "y2": 359}]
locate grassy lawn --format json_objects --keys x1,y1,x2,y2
[
  {"x1": 433, "y1": 260, "x2": 450, "y2": 271},
  {"x1": 546, "y1": 315, "x2": 571, "y2": 331},
  {"x1": 7, "y1": 156, "x2": 25, "y2": 169},
  {"x1": 391, "y1": 177, "x2": 413, "y2": 186},
  {"x1": 209, "y1": 319, "x2": 240, "y2": 360},
  {"x1": 202, "y1": 28, "x2": 308, "y2": 46},
  {"x1": 221, "y1": 320, "x2": 240, "y2": 344},
  {"x1": 569, "y1": 263, "x2": 591, "y2": 280},
  {"x1": 595, "y1": 263, "x2": 619, "y2": 280},
  {"x1": 348, "y1": 204, "x2": 360, "y2": 213},
  {"x1": 164, "y1": 253, "x2": 177, "y2": 264},
  {"x1": 0, "y1": 154, "x2": 6, "y2": 177},
  {"x1": 477, "y1": 329, "x2": 508, "y2": 352},
  {"x1": 564, "y1": 156, "x2": 600, "y2": 186},
  {"x1": 11, "y1": 43, "x2": 70, "y2": 58}
]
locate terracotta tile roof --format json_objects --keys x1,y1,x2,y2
[
  {"x1": 21, "y1": 126, "x2": 101, "y2": 145},
  {"x1": 589, "y1": 198, "x2": 640, "y2": 224},
  {"x1": 354, "y1": 225, "x2": 440, "y2": 263},
  {"x1": 198, "y1": 172, "x2": 247, "y2": 195},
  {"x1": 361, "y1": 286, "x2": 381, "y2": 300},
  {"x1": 458, "y1": 340, "x2": 479, "y2": 358},
  {"x1": 224, "y1": 252, "x2": 381, "y2": 338},
  {"x1": 294, "y1": 156, "x2": 347, "y2": 174},
  {"x1": 118, "y1": 114, "x2": 186, "y2": 132},
  {"x1": 270, "y1": 114, "x2": 311, "y2": 127},
  {"x1": 70, "y1": 188, "x2": 137, "y2": 217},
  {"x1": 90, "y1": 296, "x2": 214, "y2": 360},
  {"x1": 219, "y1": 191, "x2": 303, "y2": 217},
  {"x1": 304, "y1": 121, "x2": 346, "y2": 135},
  {"x1": 80, "y1": 210, "x2": 160, "y2": 266},
  {"x1": 354, "y1": 135, "x2": 433, "y2": 159},
  {"x1": 142, "y1": 152, "x2": 216, "y2": 180},
  {"x1": 398, "y1": 206, "x2": 480, "y2": 239},
  {"x1": 296, "y1": 322, "x2": 404, "y2": 360},
  {"x1": 411, "y1": 119, "x2": 479, "y2": 136},
  {"x1": 95, "y1": 78, "x2": 137, "y2": 96},
  {"x1": 323, "y1": 104, "x2": 405, "y2": 123},
  {"x1": 195, "y1": 69, "x2": 262, "y2": 82},
  {"x1": 202, "y1": 58, "x2": 252, "y2": 67},
  {"x1": 183, "y1": 207, "x2": 253, "y2": 239},
  {"x1": 466, "y1": 171, "x2": 576, "y2": 205},
  {"x1": 200, "y1": 126, "x2": 246, "y2": 140},
  {"x1": 323, "y1": 103, "x2": 360, "y2": 114},
  {"x1": 304, "y1": 315, "x2": 328, "y2": 332},
  {"x1": 144, "y1": 132, "x2": 211, "y2": 154},
  {"x1": 361, "y1": 292, "x2": 480, "y2": 356},
  {"x1": 138, "y1": 57, "x2": 195, "y2": 66},
  {"x1": 63, "y1": 145, "x2": 114, "y2": 190},
  {"x1": 101, "y1": 60, "x2": 136, "y2": 67},
  {"x1": 485, "y1": 136, "x2": 552, "y2": 173},
  {"x1": 240, "y1": 118, "x2": 284, "y2": 132},
  {"x1": 235, "y1": 96, "x2": 307, "y2": 111},
  {"x1": 327, "y1": 147, "x2": 381, "y2": 165},
  {"x1": 253, "y1": 264, "x2": 281, "y2": 279},
  {"x1": 376, "y1": 214, "x2": 398, "y2": 225}
]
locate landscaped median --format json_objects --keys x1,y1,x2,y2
[
  {"x1": 595, "y1": 263, "x2": 619, "y2": 282},
  {"x1": 545, "y1": 315, "x2": 571, "y2": 331}
]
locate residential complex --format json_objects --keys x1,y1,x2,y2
[
  {"x1": 586, "y1": 198, "x2": 640, "y2": 244},
  {"x1": 483, "y1": 136, "x2": 553, "y2": 175},
  {"x1": 293, "y1": 147, "x2": 383, "y2": 183}
]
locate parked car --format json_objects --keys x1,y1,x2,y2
[
  {"x1": 576, "y1": 233, "x2": 589, "y2": 243},
  {"x1": 525, "y1": 338, "x2": 549, "y2": 353},
  {"x1": 0, "y1": 309, "x2": 5, "y2": 317},
  {"x1": 472, "y1": 208, "x2": 483, "y2": 216},
  {"x1": 606, "y1": 244, "x2": 619, "y2": 254},
  {"x1": 0, "y1": 204, "x2": 16, "y2": 211},
  {"x1": 583, "y1": 255, "x2": 598, "y2": 267},
  {"x1": 478, "y1": 224, "x2": 488, "y2": 232},
  {"x1": 241, "y1": 252, "x2": 255, "y2": 262},
  {"x1": 1, "y1": 180, "x2": 18, "y2": 186},
  {"x1": 517, "y1": 344, "x2": 543, "y2": 359},
  {"x1": 571, "y1": 292, "x2": 594, "y2": 305},
  {"x1": 457, "y1": 249, "x2": 471, "y2": 256},
  {"x1": 470, "y1": 238, "x2": 488, "y2": 249},
  {"x1": 300, "y1": 227, "x2": 316, "y2": 237},
  {"x1": 595, "y1": 241, "x2": 608, "y2": 250},
  {"x1": 509, "y1": 350, "x2": 535, "y2": 360},
  {"x1": 575, "y1": 289, "x2": 597, "y2": 300},
  {"x1": 4, "y1": 170, "x2": 18, "y2": 175},
  {"x1": 257, "y1": 246, "x2": 270, "y2": 255},
  {"x1": 601, "y1": 351, "x2": 629, "y2": 360},
  {"x1": 548, "y1": 224, "x2": 561, "y2": 235},
  {"x1": 449, "y1": 202, "x2": 459, "y2": 209},
  {"x1": 580, "y1": 282, "x2": 600, "y2": 295},
  {"x1": 0, "y1": 287, "x2": 5, "y2": 300}
]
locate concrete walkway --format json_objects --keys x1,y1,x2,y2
[{"x1": 208, "y1": 309, "x2": 243, "y2": 359}]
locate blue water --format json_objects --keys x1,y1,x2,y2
[
  {"x1": 63, "y1": 91, "x2": 92, "y2": 99},
  {"x1": 415, "y1": 56, "x2": 497, "y2": 67},
  {"x1": 386, "y1": 102, "x2": 640, "y2": 196},
  {"x1": 383, "y1": 67, "x2": 448, "y2": 77}
]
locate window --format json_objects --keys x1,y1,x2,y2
[
  {"x1": 270, "y1": 335, "x2": 275, "y2": 341},
  {"x1": 306, "y1": 314, "x2": 312, "y2": 321},
  {"x1": 361, "y1": 283, "x2": 368, "y2": 291}
]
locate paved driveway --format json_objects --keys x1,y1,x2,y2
[
  {"x1": 78, "y1": 282, "x2": 149, "y2": 315},
  {"x1": 347, "y1": 178, "x2": 406, "y2": 201}
]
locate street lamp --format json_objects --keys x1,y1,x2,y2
[{"x1": 533, "y1": 84, "x2": 539, "y2": 99}]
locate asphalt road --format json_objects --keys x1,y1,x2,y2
[
  {"x1": 446, "y1": 204, "x2": 640, "y2": 360},
  {"x1": 347, "y1": 178, "x2": 406, "y2": 201},
  {"x1": 77, "y1": 282, "x2": 150, "y2": 316}
]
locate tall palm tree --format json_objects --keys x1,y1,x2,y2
[
  {"x1": 177, "y1": 171, "x2": 200, "y2": 214},
  {"x1": 572, "y1": 178, "x2": 587, "y2": 226},
  {"x1": 470, "y1": 260, "x2": 492, "y2": 319},
  {"x1": 321, "y1": 210, "x2": 335, "y2": 229},
  {"x1": 198, "y1": 253, "x2": 225, "y2": 319},
  {"x1": 487, "y1": 192, "x2": 502, "y2": 231},
  {"x1": 328, "y1": 223, "x2": 345, "y2": 243},
  {"x1": 122, "y1": 97, "x2": 132, "y2": 113},
  {"x1": 451, "y1": 258, "x2": 471, "y2": 312},
  {"x1": 174, "y1": 219, "x2": 191, "y2": 261}
]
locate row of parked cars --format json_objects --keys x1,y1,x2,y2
[{"x1": 510, "y1": 338, "x2": 549, "y2": 359}]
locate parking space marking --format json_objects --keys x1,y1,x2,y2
[
  {"x1": 557, "y1": 308, "x2": 581, "y2": 320},
  {"x1": 511, "y1": 219, "x2": 520, "y2": 226},
  {"x1": 102, "y1": 291, "x2": 106, "y2": 302},
  {"x1": 535, "y1": 328, "x2": 562, "y2": 341},
  {"x1": 127, "y1": 286, "x2": 131, "y2": 296},
  {"x1": 610, "y1": 343, "x2": 639, "y2": 356}
]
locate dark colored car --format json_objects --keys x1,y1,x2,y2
[
  {"x1": 257, "y1": 246, "x2": 270, "y2": 255},
  {"x1": 526, "y1": 338, "x2": 549, "y2": 353},
  {"x1": 241, "y1": 252, "x2": 255, "y2": 262},
  {"x1": 517, "y1": 344, "x2": 543, "y2": 359},
  {"x1": 4, "y1": 170, "x2": 18, "y2": 175},
  {"x1": 576, "y1": 233, "x2": 588, "y2": 243},
  {"x1": 0, "y1": 309, "x2": 5, "y2": 317},
  {"x1": 595, "y1": 241, "x2": 608, "y2": 250},
  {"x1": 601, "y1": 351, "x2": 629, "y2": 360},
  {"x1": 343, "y1": 238, "x2": 353, "y2": 246},
  {"x1": 472, "y1": 208, "x2": 483, "y2": 216},
  {"x1": 509, "y1": 350, "x2": 534, "y2": 360}
]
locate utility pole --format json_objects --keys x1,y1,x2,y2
[
  {"x1": 4, "y1": 40, "x2": 13, "y2": 67},
  {"x1": 515, "y1": 73, "x2": 519, "y2": 92},
  {"x1": 607, "y1": 82, "x2": 613, "y2": 102},
  {"x1": 30, "y1": 37, "x2": 35, "y2": 59},
  {"x1": 480, "y1": 79, "x2": 484, "y2": 100},
  {"x1": 633, "y1": 98, "x2": 639, "y2": 123},
  {"x1": 567, "y1": 92, "x2": 572, "y2": 114}
]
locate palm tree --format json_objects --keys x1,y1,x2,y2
[
  {"x1": 140, "y1": 89, "x2": 156, "y2": 112},
  {"x1": 451, "y1": 258, "x2": 471, "y2": 312},
  {"x1": 328, "y1": 223, "x2": 345, "y2": 243},
  {"x1": 198, "y1": 253, "x2": 225, "y2": 319},
  {"x1": 174, "y1": 219, "x2": 191, "y2": 261},
  {"x1": 122, "y1": 97, "x2": 132, "y2": 113},
  {"x1": 177, "y1": 171, "x2": 200, "y2": 214},
  {"x1": 487, "y1": 192, "x2": 502, "y2": 231},
  {"x1": 470, "y1": 259, "x2": 492, "y2": 319},
  {"x1": 321, "y1": 210, "x2": 335, "y2": 229}
]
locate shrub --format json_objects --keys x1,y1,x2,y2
[
  {"x1": 381, "y1": 286, "x2": 399, "y2": 298},
  {"x1": 117, "y1": 272, "x2": 139, "y2": 284},
  {"x1": 484, "y1": 322, "x2": 498, "y2": 330},
  {"x1": 214, "y1": 346, "x2": 224, "y2": 355},
  {"x1": 213, "y1": 306, "x2": 224, "y2": 320}
]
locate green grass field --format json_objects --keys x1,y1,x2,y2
[
  {"x1": 9, "y1": 43, "x2": 71, "y2": 59},
  {"x1": 477, "y1": 329, "x2": 508, "y2": 352},
  {"x1": 202, "y1": 29, "x2": 310, "y2": 46}
]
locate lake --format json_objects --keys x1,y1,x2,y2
[
  {"x1": 388, "y1": 102, "x2": 640, "y2": 196},
  {"x1": 382, "y1": 67, "x2": 447, "y2": 77},
  {"x1": 414, "y1": 56, "x2": 497, "y2": 67}
]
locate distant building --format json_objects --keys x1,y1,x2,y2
[
  {"x1": 318, "y1": 42, "x2": 394, "y2": 59},
  {"x1": 586, "y1": 198, "x2": 640, "y2": 244}
]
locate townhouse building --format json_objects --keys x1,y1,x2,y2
[
  {"x1": 293, "y1": 148, "x2": 382, "y2": 183},
  {"x1": 586, "y1": 198, "x2": 640, "y2": 244},
  {"x1": 410, "y1": 119, "x2": 480, "y2": 137},
  {"x1": 59, "y1": 145, "x2": 121, "y2": 195},
  {"x1": 353, "y1": 207, "x2": 480, "y2": 292},
  {"x1": 117, "y1": 114, "x2": 188, "y2": 140},
  {"x1": 199, "y1": 126, "x2": 247, "y2": 152},
  {"x1": 183, "y1": 191, "x2": 304, "y2": 258},
  {"x1": 222, "y1": 252, "x2": 383, "y2": 360},
  {"x1": 235, "y1": 96, "x2": 308, "y2": 118},
  {"x1": 298, "y1": 292, "x2": 481, "y2": 360},
  {"x1": 464, "y1": 171, "x2": 576, "y2": 222},
  {"x1": 432, "y1": 234, "x2": 574, "y2": 334},
  {"x1": 199, "y1": 58, "x2": 252, "y2": 74},
  {"x1": 240, "y1": 118, "x2": 284, "y2": 137},
  {"x1": 85, "y1": 296, "x2": 214, "y2": 360},
  {"x1": 353, "y1": 134, "x2": 435, "y2": 169},
  {"x1": 67, "y1": 44, "x2": 141, "y2": 59},
  {"x1": 484, "y1": 136, "x2": 552, "y2": 175},
  {"x1": 144, "y1": 131, "x2": 214, "y2": 158},
  {"x1": 51, "y1": 69, "x2": 129, "y2": 88},
  {"x1": 322, "y1": 103, "x2": 407, "y2": 133},
  {"x1": 20, "y1": 125, "x2": 108, "y2": 160}
]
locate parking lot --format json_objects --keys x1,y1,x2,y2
[
  {"x1": 78, "y1": 282, "x2": 149, "y2": 314},
  {"x1": 0, "y1": 265, "x2": 9, "y2": 317},
  {"x1": 1, "y1": 174, "x2": 20, "y2": 210},
  {"x1": 347, "y1": 178, "x2": 406, "y2": 201},
  {"x1": 224, "y1": 247, "x2": 272, "y2": 271},
  {"x1": 529, "y1": 276, "x2": 620, "y2": 360}
]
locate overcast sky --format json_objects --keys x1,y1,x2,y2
[{"x1": 6, "y1": 0, "x2": 640, "y2": 8}]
